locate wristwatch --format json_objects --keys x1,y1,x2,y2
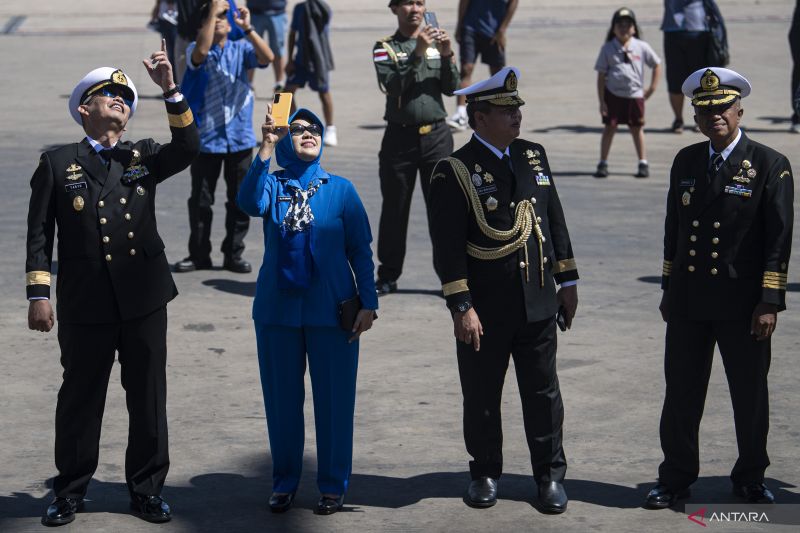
[
  {"x1": 452, "y1": 301, "x2": 472, "y2": 313},
  {"x1": 163, "y1": 85, "x2": 181, "y2": 99}
]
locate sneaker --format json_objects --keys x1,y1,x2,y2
[
  {"x1": 593, "y1": 161, "x2": 609, "y2": 178},
  {"x1": 635, "y1": 162, "x2": 649, "y2": 178},
  {"x1": 324, "y1": 125, "x2": 338, "y2": 147},
  {"x1": 446, "y1": 112, "x2": 468, "y2": 131},
  {"x1": 790, "y1": 122, "x2": 800, "y2": 134},
  {"x1": 375, "y1": 278, "x2": 397, "y2": 296}
]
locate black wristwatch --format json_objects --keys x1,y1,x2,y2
[
  {"x1": 451, "y1": 301, "x2": 472, "y2": 314},
  {"x1": 163, "y1": 85, "x2": 181, "y2": 99}
]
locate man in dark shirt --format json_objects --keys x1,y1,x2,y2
[{"x1": 372, "y1": 0, "x2": 459, "y2": 294}]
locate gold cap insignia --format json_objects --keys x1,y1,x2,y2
[
  {"x1": 505, "y1": 71, "x2": 518, "y2": 91},
  {"x1": 111, "y1": 70, "x2": 128, "y2": 85},
  {"x1": 73, "y1": 196, "x2": 85, "y2": 211},
  {"x1": 700, "y1": 69, "x2": 719, "y2": 91}
]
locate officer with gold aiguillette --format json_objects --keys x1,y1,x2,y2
[
  {"x1": 26, "y1": 41, "x2": 198, "y2": 526},
  {"x1": 428, "y1": 67, "x2": 579, "y2": 513},
  {"x1": 372, "y1": 0, "x2": 459, "y2": 295},
  {"x1": 645, "y1": 67, "x2": 794, "y2": 509}
]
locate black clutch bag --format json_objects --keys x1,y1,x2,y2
[{"x1": 338, "y1": 296, "x2": 377, "y2": 331}]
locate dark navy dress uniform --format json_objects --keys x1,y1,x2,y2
[
  {"x1": 656, "y1": 68, "x2": 794, "y2": 497},
  {"x1": 25, "y1": 68, "x2": 199, "y2": 502},
  {"x1": 429, "y1": 69, "x2": 578, "y2": 485}
]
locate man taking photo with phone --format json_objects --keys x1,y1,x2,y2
[{"x1": 372, "y1": 0, "x2": 459, "y2": 295}]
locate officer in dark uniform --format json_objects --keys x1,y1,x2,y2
[
  {"x1": 26, "y1": 44, "x2": 199, "y2": 526},
  {"x1": 428, "y1": 67, "x2": 579, "y2": 513},
  {"x1": 645, "y1": 67, "x2": 794, "y2": 509},
  {"x1": 372, "y1": 0, "x2": 460, "y2": 294}
]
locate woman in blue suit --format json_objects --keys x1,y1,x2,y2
[{"x1": 237, "y1": 106, "x2": 378, "y2": 515}]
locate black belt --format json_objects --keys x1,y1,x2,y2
[{"x1": 389, "y1": 119, "x2": 444, "y2": 135}]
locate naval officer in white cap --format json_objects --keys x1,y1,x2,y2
[
  {"x1": 646, "y1": 67, "x2": 793, "y2": 508},
  {"x1": 428, "y1": 66, "x2": 579, "y2": 513},
  {"x1": 26, "y1": 40, "x2": 199, "y2": 526}
]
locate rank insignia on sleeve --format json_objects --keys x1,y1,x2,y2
[
  {"x1": 485, "y1": 196, "x2": 498, "y2": 211},
  {"x1": 72, "y1": 196, "x2": 84, "y2": 212},
  {"x1": 780, "y1": 170, "x2": 791, "y2": 179},
  {"x1": 682, "y1": 191, "x2": 691, "y2": 206},
  {"x1": 471, "y1": 173, "x2": 483, "y2": 186},
  {"x1": 483, "y1": 172, "x2": 494, "y2": 183}
]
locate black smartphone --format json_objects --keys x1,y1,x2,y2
[
  {"x1": 423, "y1": 11, "x2": 439, "y2": 29},
  {"x1": 556, "y1": 306, "x2": 567, "y2": 332}
]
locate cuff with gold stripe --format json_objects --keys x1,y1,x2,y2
[
  {"x1": 443, "y1": 279, "x2": 471, "y2": 310},
  {"x1": 165, "y1": 99, "x2": 194, "y2": 129},
  {"x1": 662, "y1": 260, "x2": 673, "y2": 277},
  {"x1": 26, "y1": 270, "x2": 51, "y2": 299},
  {"x1": 553, "y1": 258, "x2": 579, "y2": 285},
  {"x1": 762, "y1": 271, "x2": 788, "y2": 290}
]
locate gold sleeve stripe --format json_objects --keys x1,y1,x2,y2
[
  {"x1": 168, "y1": 109, "x2": 194, "y2": 128},
  {"x1": 552, "y1": 258, "x2": 577, "y2": 274},
  {"x1": 663, "y1": 260, "x2": 673, "y2": 275},
  {"x1": 442, "y1": 279, "x2": 469, "y2": 296},
  {"x1": 26, "y1": 271, "x2": 51, "y2": 286},
  {"x1": 763, "y1": 271, "x2": 787, "y2": 289},
  {"x1": 780, "y1": 170, "x2": 791, "y2": 179}
]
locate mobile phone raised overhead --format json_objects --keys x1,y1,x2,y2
[
  {"x1": 272, "y1": 92, "x2": 293, "y2": 127},
  {"x1": 423, "y1": 11, "x2": 439, "y2": 29}
]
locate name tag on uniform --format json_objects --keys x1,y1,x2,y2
[
  {"x1": 724, "y1": 185, "x2": 752, "y2": 198},
  {"x1": 536, "y1": 173, "x2": 551, "y2": 186},
  {"x1": 680, "y1": 178, "x2": 695, "y2": 187},
  {"x1": 476, "y1": 184, "x2": 498, "y2": 195},
  {"x1": 277, "y1": 196, "x2": 292, "y2": 202},
  {"x1": 65, "y1": 181, "x2": 87, "y2": 192}
]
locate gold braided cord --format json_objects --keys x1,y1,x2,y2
[{"x1": 26, "y1": 271, "x2": 51, "y2": 286}]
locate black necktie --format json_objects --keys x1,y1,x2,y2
[
  {"x1": 709, "y1": 152, "x2": 723, "y2": 175},
  {"x1": 502, "y1": 154, "x2": 514, "y2": 174},
  {"x1": 98, "y1": 148, "x2": 113, "y2": 169}
]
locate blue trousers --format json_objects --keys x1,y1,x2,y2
[{"x1": 255, "y1": 324, "x2": 359, "y2": 495}]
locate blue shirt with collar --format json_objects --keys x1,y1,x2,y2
[
  {"x1": 183, "y1": 39, "x2": 266, "y2": 153},
  {"x1": 237, "y1": 156, "x2": 378, "y2": 326}
]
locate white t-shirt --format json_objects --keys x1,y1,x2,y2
[{"x1": 594, "y1": 37, "x2": 661, "y2": 98}]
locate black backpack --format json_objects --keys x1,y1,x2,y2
[{"x1": 704, "y1": 0, "x2": 730, "y2": 66}]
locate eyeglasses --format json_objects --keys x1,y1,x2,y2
[
  {"x1": 85, "y1": 86, "x2": 133, "y2": 107},
  {"x1": 695, "y1": 102, "x2": 735, "y2": 116},
  {"x1": 289, "y1": 123, "x2": 323, "y2": 137}
]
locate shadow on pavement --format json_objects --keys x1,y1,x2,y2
[
  {"x1": 203, "y1": 278, "x2": 257, "y2": 297},
  {"x1": 638, "y1": 276, "x2": 800, "y2": 292}
]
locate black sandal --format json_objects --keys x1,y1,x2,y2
[{"x1": 671, "y1": 119, "x2": 684, "y2": 133}]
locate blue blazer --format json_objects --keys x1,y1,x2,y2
[{"x1": 237, "y1": 156, "x2": 378, "y2": 326}]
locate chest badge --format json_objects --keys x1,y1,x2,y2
[
  {"x1": 73, "y1": 196, "x2": 85, "y2": 212},
  {"x1": 682, "y1": 191, "x2": 691, "y2": 206},
  {"x1": 471, "y1": 173, "x2": 483, "y2": 186},
  {"x1": 483, "y1": 172, "x2": 494, "y2": 184},
  {"x1": 746, "y1": 168, "x2": 757, "y2": 179},
  {"x1": 66, "y1": 163, "x2": 83, "y2": 180},
  {"x1": 474, "y1": 163, "x2": 482, "y2": 173},
  {"x1": 136, "y1": 185, "x2": 145, "y2": 196},
  {"x1": 535, "y1": 173, "x2": 551, "y2": 186},
  {"x1": 741, "y1": 160, "x2": 751, "y2": 169},
  {"x1": 485, "y1": 196, "x2": 498, "y2": 211},
  {"x1": 525, "y1": 149, "x2": 535, "y2": 158}
]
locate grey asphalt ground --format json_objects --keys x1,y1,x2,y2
[{"x1": 1, "y1": 1, "x2": 799, "y2": 531}]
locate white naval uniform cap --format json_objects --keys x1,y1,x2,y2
[
  {"x1": 455, "y1": 66, "x2": 525, "y2": 106},
  {"x1": 681, "y1": 67, "x2": 751, "y2": 107},
  {"x1": 68, "y1": 67, "x2": 138, "y2": 125}
]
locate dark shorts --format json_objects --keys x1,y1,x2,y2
[
  {"x1": 286, "y1": 62, "x2": 329, "y2": 93},
  {"x1": 602, "y1": 88, "x2": 645, "y2": 127},
  {"x1": 459, "y1": 28, "x2": 505, "y2": 67},
  {"x1": 663, "y1": 31, "x2": 710, "y2": 94}
]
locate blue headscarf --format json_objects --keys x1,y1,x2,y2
[
  {"x1": 275, "y1": 109, "x2": 326, "y2": 290},
  {"x1": 275, "y1": 108, "x2": 325, "y2": 187}
]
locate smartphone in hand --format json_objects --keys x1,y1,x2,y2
[
  {"x1": 272, "y1": 92, "x2": 293, "y2": 127},
  {"x1": 423, "y1": 11, "x2": 439, "y2": 29},
  {"x1": 556, "y1": 306, "x2": 568, "y2": 332}
]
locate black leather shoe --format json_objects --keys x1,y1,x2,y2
[
  {"x1": 375, "y1": 279, "x2": 397, "y2": 296},
  {"x1": 174, "y1": 257, "x2": 212, "y2": 273},
  {"x1": 316, "y1": 495, "x2": 344, "y2": 515},
  {"x1": 644, "y1": 483, "x2": 690, "y2": 509},
  {"x1": 537, "y1": 481, "x2": 568, "y2": 513},
  {"x1": 42, "y1": 497, "x2": 83, "y2": 526},
  {"x1": 733, "y1": 482, "x2": 775, "y2": 503},
  {"x1": 223, "y1": 257, "x2": 252, "y2": 273},
  {"x1": 129, "y1": 494, "x2": 172, "y2": 523},
  {"x1": 269, "y1": 492, "x2": 296, "y2": 513},
  {"x1": 466, "y1": 477, "x2": 497, "y2": 508}
]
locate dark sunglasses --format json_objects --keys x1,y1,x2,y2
[
  {"x1": 85, "y1": 86, "x2": 133, "y2": 107},
  {"x1": 289, "y1": 123, "x2": 323, "y2": 137},
  {"x1": 695, "y1": 102, "x2": 735, "y2": 116}
]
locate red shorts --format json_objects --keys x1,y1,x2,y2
[{"x1": 602, "y1": 88, "x2": 645, "y2": 127}]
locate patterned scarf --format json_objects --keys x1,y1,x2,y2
[{"x1": 282, "y1": 180, "x2": 322, "y2": 232}]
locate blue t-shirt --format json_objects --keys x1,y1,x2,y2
[
  {"x1": 183, "y1": 39, "x2": 266, "y2": 153},
  {"x1": 462, "y1": 0, "x2": 509, "y2": 38}
]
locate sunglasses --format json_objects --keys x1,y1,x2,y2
[
  {"x1": 695, "y1": 102, "x2": 735, "y2": 116},
  {"x1": 84, "y1": 86, "x2": 133, "y2": 107},
  {"x1": 289, "y1": 123, "x2": 323, "y2": 137}
]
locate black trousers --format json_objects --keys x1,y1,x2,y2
[
  {"x1": 658, "y1": 318, "x2": 771, "y2": 490},
  {"x1": 53, "y1": 307, "x2": 169, "y2": 499},
  {"x1": 187, "y1": 149, "x2": 252, "y2": 261},
  {"x1": 377, "y1": 121, "x2": 453, "y2": 282},
  {"x1": 456, "y1": 311, "x2": 566, "y2": 483}
]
